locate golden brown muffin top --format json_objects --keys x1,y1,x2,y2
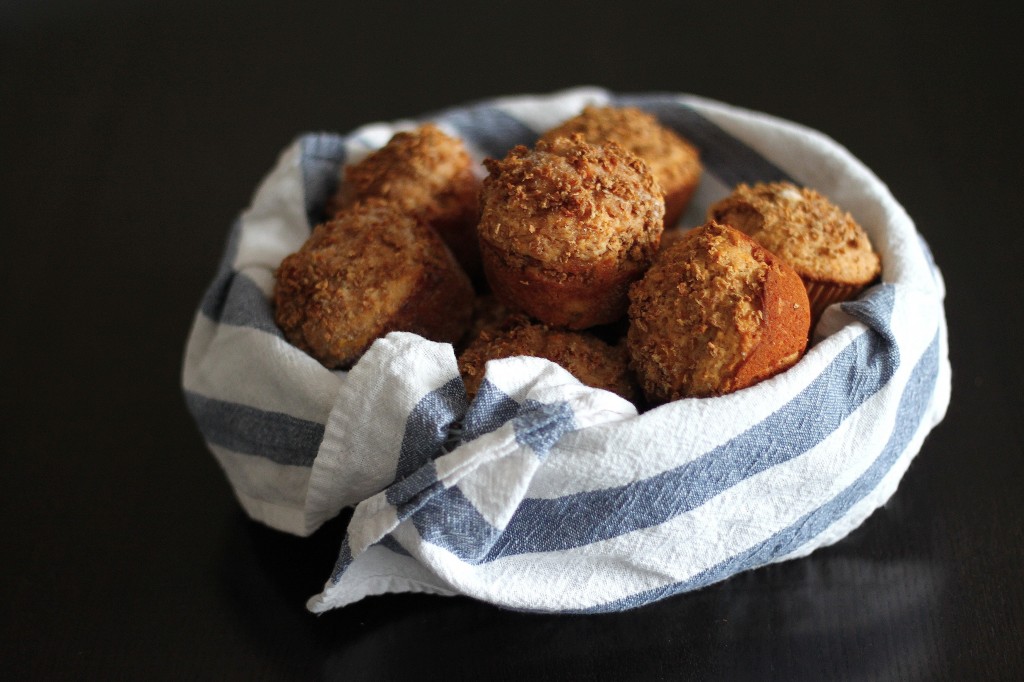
[
  {"x1": 628, "y1": 221, "x2": 807, "y2": 401},
  {"x1": 478, "y1": 135, "x2": 664, "y2": 266},
  {"x1": 459, "y1": 317, "x2": 636, "y2": 402},
  {"x1": 708, "y1": 181, "x2": 880, "y2": 286},
  {"x1": 336, "y1": 123, "x2": 479, "y2": 226},
  {"x1": 540, "y1": 106, "x2": 701, "y2": 201},
  {"x1": 274, "y1": 199, "x2": 451, "y2": 368}
]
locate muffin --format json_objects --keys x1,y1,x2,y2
[
  {"x1": 478, "y1": 135, "x2": 665, "y2": 329},
  {"x1": 330, "y1": 123, "x2": 483, "y2": 282},
  {"x1": 627, "y1": 221, "x2": 810, "y2": 403},
  {"x1": 540, "y1": 105, "x2": 702, "y2": 229},
  {"x1": 707, "y1": 181, "x2": 881, "y2": 318},
  {"x1": 458, "y1": 317, "x2": 637, "y2": 402},
  {"x1": 274, "y1": 199, "x2": 474, "y2": 369},
  {"x1": 461, "y1": 294, "x2": 516, "y2": 350}
]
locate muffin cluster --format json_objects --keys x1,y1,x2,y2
[
  {"x1": 274, "y1": 124, "x2": 480, "y2": 370},
  {"x1": 328, "y1": 123, "x2": 483, "y2": 284},
  {"x1": 273, "y1": 106, "x2": 880, "y2": 407}
]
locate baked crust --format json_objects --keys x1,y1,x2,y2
[
  {"x1": 478, "y1": 135, "x2": 664, "y2": 328},
  {"x1": 708, "y1": 181, "x2": 881, "y2": 317},
  {"x1": 627, "y1": 221, "x2": 810, "y2": 402},
  {"x1": 274, "y1": 199, "x2": 473, "y2": 368},
  {"x1": 458, "y1": 317, "x2": 637, "y2": 402},
  {"x1": 541, "y1": 105, "x2": 702, "y2": 228}
]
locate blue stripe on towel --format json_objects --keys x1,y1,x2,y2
[
  {"x1": 583, "y1": 329, "x2": 940, "y2": 613},
  {"x1": 413, "y1": 486, "x2": 504, "y2": 563},
  {"x1": 328, "y1": 537, "x2": 354, "y2": 583},
  {"x1": 394, "y1": 377, "x2": 468, "y2": 481},
  {"x1": 613, "y1": 93, "x2": 794, "y2": 187},
  {"x1": 430, "y1": 104, "x2": 539, "y2": 158},
  {"x1": 212, "y1": 271, "x2": 282, "y2": 337},
  {"x1": 398, "y1": 398, "x2": 578, "y2": 562},
  {"x1": 197, "y1": 224, "x2": 278, "y2": 336},
  {"x1": 300, "y1": 133, "x2": 347, "y2": 226},
  {"x1": 183, "y1": 391, "x2": 323, "y2": 466},
  {"x1": 462, "y1": 380, "x2": 521, "y2": 441},
  {"x1": 513, "y1": 400, "x2": 576, "y2": 459},
  {"x1": 385, "y1": 461, "x2": 441, "y2": 511},
  {"x1": 199, "y1": 218, "x2": 243, "y2": 322},
  {"x1": 377, "y1": 534, "x2": 411, "y2": 557}
]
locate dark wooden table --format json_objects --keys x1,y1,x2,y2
[{"x1": 3, "y1": 2, "x2": 1021, "y2": 679}]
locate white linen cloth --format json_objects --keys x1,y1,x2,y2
[{"x1": 181, "y1": 88, "x2": 950, "y2": 613}]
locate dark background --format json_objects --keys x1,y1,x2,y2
[{"x1": 3, "y1": 1, "x2": 1022, "y2": 679}]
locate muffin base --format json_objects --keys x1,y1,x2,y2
[
  {"x1": 481, "y1": 241, "x2": 643, "y2": 329},
  {"x1": 804, "y1": 279, "x2": 870, "y2": 321}
]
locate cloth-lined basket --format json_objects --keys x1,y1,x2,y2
[{"x1": 182, "y1": 87, "x2": 950, "y2": 613}]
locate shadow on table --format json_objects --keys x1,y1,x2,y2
[{"x1": 219, "y1": 506, "x2": 949, "y2": 680}]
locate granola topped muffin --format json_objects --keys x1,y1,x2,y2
[
  {"x1": 478, "y1": 134, "x2": 665, "y2": 329},
  {"x1": 274, "y1": 199, "x2": 473, "y2": 369},
  {"x1": 708, "y1": 181, "x2": 881, "y2": 318},
  {"x1": 541, "y1": 105, "x2": 702, "y2": 229},
  {"x1": 458, "y1": 316, "x2": 637, "y2": 402},
  {"x1": 627, "y1": 221, "x2": 810, "y2": 403}
]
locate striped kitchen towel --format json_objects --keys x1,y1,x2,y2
[{"x1": 181, "y1": 87, "x2": 950, "y2": 613}]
